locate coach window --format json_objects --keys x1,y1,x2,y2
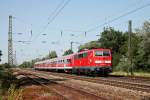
[
  {"x1": 78, "y1": 53, "x2": 83, "y2": 58},
  {"x1": 64, "y1": 59, "x2": 67, "y2": 63},
  {"x1": 67, "y1": 59, "x2": 71, "y2": 63}
]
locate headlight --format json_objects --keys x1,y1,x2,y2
[
  {"x1": 95, "y1": 61, "x2": 102, "y2": 63},
  {"x1": 105, "y1": 61, "x2": 111, "y2": 63}
]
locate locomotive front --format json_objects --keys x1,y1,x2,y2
[{"x1": 92, "y1": 49, "x2": 112, "y2": 74}]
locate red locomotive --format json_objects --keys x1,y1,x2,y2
[{"x1": 34, "y1": 48, "x2": 112, "y2": 75}]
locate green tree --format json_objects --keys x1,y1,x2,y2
[
  {"x1": 79, "y1": 41, "x2": 101, "y2": 50},
  {"x1": 117, "y1": 32, "x2": 141, "y2": 72},
  {"x1": 98, "y1": 27, "x2": 124, "y2": 53},
  {"x1": 19, "y1": 61, "x2": 32, "y2": 68},
  {"x1": 63, "y1": 49, "x2": 73, "y2": 56},
  {"x1": 135, "y1": 21, "x2": 150, "y2": 72},
  {"x1": 48, "y1": 51, "x2": 57, "y2": 59}
]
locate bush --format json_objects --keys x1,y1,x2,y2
[
  {"x1": 112, "y1": 53, "x2": 121, "y2": 69},
  {"x1": 115, "y1": 60, "x2": 130, "y2": 72}
]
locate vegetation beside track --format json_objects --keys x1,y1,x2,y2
[
  {"x1": 111, "y1": 71, "x2": 150, "y2": 77},
  {"x1": 0, "y1": 64, "x2": 23, "y2": 100}
]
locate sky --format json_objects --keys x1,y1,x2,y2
[{"x1": 0, "y1": 0, "x2": 150, "y2": 64}]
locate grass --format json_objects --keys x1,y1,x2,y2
[
  {"x1": 111, "y1": 71, "x2": 150, "y2": 77},
  {"x1": 0, "y1": 69, "x2": 23, "y2": 100},
  {"x1": 7, "y1": 84, "x2": 23, "y2": 100},
  {"x1": 0, "y1": 84, "x2": 23, "y2": 100}
]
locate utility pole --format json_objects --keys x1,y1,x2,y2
[
  {"x1": 128, "y1": 20, "x2": 133, "y2": 75},
  {"x1": 71, "y1": 41, "x2": 73, "y2": 51},
  {"x1": 8, "y1": 15, "x2": 13, "y2": 65},
  {"x1": 0, "y1": 50, "x2": 2, "y2": 61},
  {"x1": 61, "y1": 31, "x2": 63, "y2": 37},
  {"x1": 85, "y1": 32, "x2": 86, "y2": 37}
]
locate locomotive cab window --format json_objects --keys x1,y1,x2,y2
[
  {"x1": 95, "y1": 51, "x2": 103, "y2": 56},
  {"x1": 103, "y1": 50, "x2": 110, "y2": 56},
  {"x1": 95, "y1": 50, "x2": 110, "y2": 56}
]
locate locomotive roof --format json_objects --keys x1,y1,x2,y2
[{"x1": 77, "y1": 48, "x2": 111, "y2": 53}]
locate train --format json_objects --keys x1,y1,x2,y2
[{"x1": 34, "y1": 48, "x2": 112, "y2": 76}]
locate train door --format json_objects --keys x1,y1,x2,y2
[
  {"x1": 88, "y1": 51, "x2": 94, "y2": 66},
  {"x1": 78, "y1": 53, "x2": 84, "y2": 67},
  {"x1": 74, "y1": 54, "x2": 78, "y2": 67}
]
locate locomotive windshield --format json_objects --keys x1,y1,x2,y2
[{"x1": 95, "y1": 50, "x2": 110, "y2": 56}]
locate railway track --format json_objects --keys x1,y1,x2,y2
[
  {"x1": 109, "y1": 74, "x2": 150, "y2": 83},
  {"x1": 13, "y1": 68, "x2": 150, "y2": 99},
  {"x1": 17, "y1": 73, "x2": 105, "y2": 100},
  {"x1": 31, "y1": 70, "x2": 150, "y2": 93}
]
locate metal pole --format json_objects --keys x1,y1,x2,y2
[
  {"x1": 128, "y1": 20, "x2": 133, "y2": 75},
  {"x1": 8, "y1": 15, "x2": 13, "y2": 65},
  {"x1": 0, "y1": 50, "x2": 2, "y2": 61},
  {"x1": 14, "y1": 51, "x2": 17, "y2": 65},
  {"x1": 71, "y1": 41, "x2": 73, "y2": 51}
]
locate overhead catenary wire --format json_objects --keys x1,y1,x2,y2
[
  {"x1": 47, "y1": 0, "x2": 66, "y2": 20},
  {"x1": 32, "y1": 0, "x2": 146, "y2": 39},
  {"x1": 86, "y1": 1, "x2": 150, "y2": 32},
  {"x1": 33, "y1": 0, "x2": 150, "y2": 47},
  {"x1": 84, "y1": 0, "x2": 144, "y2": 28},
  {"x1": 52, "y1": 0, "x2": 147, "y2": 39},
  {"x1": 37, "y1": 0, "x2": 66, "y2": 35},
  {"x1": 33, "y1": 0, "x2": 71, "y2": 41},
  {"x1": 9, "y1": 0, "x2": 71, "y2": 63},
  {"x1": 13, "y1": 16, "x2": 33, "y2": 42}
]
